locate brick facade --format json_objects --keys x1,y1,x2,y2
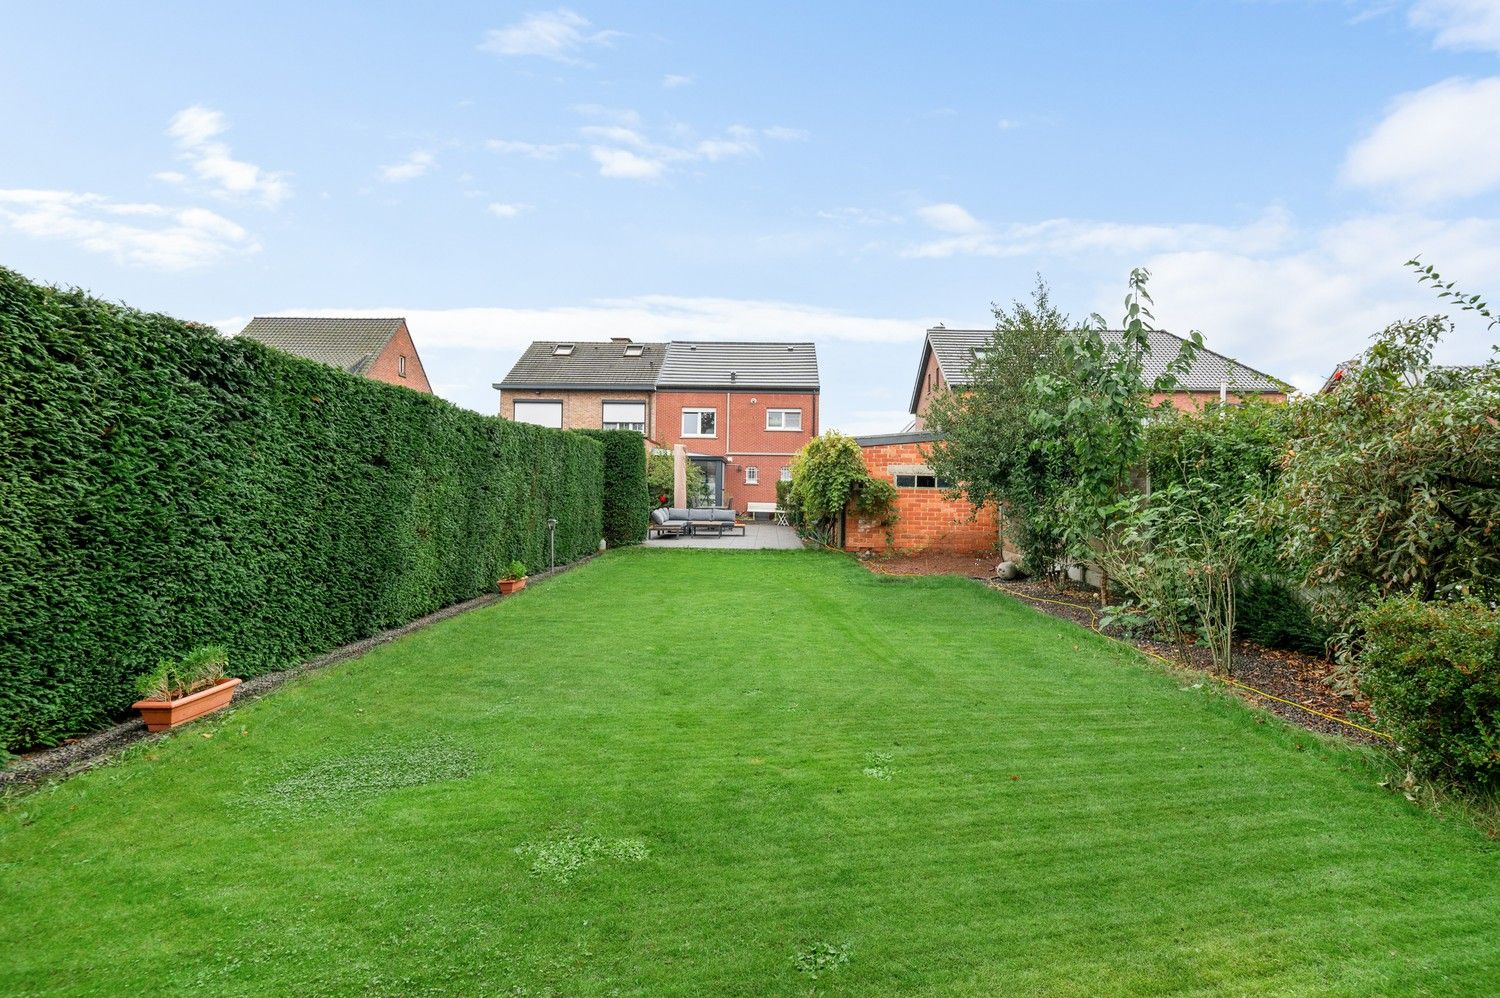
[
  {"x1": 365, "y1": 321, "x2": 432, "y2": 393},
  {"x1": 844, "y1": 440, "x2": 999, "y2": 556},
  {"x1": 911, "y1": 348, "x2": 944, "y2": 428},
  {"x1": 502, "y1": 389, "x2": 656, "y2": 434},
  {"x1": 654, "y1": 389, "x2": 818, "y2": 510}
]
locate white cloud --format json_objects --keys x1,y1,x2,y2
[
  {"x1": 827, "y1": 409, "x2": 919, "y2": 436},
  {"x1": 214, "y1": 295, "x2": 924, "y2": 350},
  {"x1": 1409, "y1": 0, "x2": 1500, "y2": 53},
  {"x1": 380, "y1": 150, "x2": 436, "y2": 182},
  {"x1": 904, "y1": 203, "x2": 1294, "y2": 259},
  {"x1": 1120, "y1": 213, "x2": 1500, "y2": 393},
  {"x1": 915, "y1": 202, "x2": 984, "y2": 234},
  {"x1": 662, "y1": 73, "x2": 693, "y2": 88},
  {"x1": 479, "y1": 9, "x2": 619, "y2": 63},
  {"x1": 1342, "y1": 76, "x2": 1500, "y2": 203},
  {"x1": 486, "y1": 139, "x2": 577, "y2": 159},
  {"x1": 166, "y1": 105, "x2": 289, "y2": 206},
  {"x1": 0, "y1": 188, "x2": 258, "y2": 270},
  {"x1": 580, "y1": 125, "x2": 650, "y2": 147},
  {"x1": 817, "y1": 206, "x2": 904, "y2": 226},
  {"x1": 571, "y1": 104, "x2": 641, "y2": 126},
  {"x1": 486, "y1": 202, "x2": 531, "y2": 218},
  {"x1": 590, "y1": 147, "x2": 664, "y2": 179},
  {"x1": 762, "y1": 126, "x2": 809, "y2": 142}
]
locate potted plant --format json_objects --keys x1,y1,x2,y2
[
  {"x1": 131, "y1": 645, "x2": 242, "y2": 732},
  {"x1": 498, "y1": 560, "x2": 529, "y2": 595}
]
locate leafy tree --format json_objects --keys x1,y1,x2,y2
[
  {"x1": 645, "y1": 450, "x2": 705, "y2": 507},
  {"x1": 927, "y1": 270, "x2": 1200, "y2": 585},
  {"x1": 925, "y1": 278, "x2": 1073, "y2": 578},
  {"x1": 1276, "y1": 260, "x2": 1500, "y2": 649},
  {"x1": 787, "y1": 431, "x2": 897, "y2": 544}
]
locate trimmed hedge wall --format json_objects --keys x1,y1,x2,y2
[
  {"x1": 575, "y1": 429, "x2": 649, "y2": 547},
  {"x1": 0, "y1": 268, "x2": 603, "y2": 751}
]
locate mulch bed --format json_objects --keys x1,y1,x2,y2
[
  {"x1": 1, "y1": 553, "x2": 599, "y2": 792},
  {"x1": 856, "y1": 553, "x2": 1387, "y2": 746}
]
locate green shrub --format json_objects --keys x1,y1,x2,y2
[
  {"x1": 500, "y1": 560, "x2": 529, "y2": 582},
  {"x1": 1358, "y1": 594, "x2": 1500, "y2": 790},
  {"x1": 575, "y1": 429, "x2": 649, "y2": 547},
  {"x1": 1235, "y1": 576, "x2": 1331, "y2": 655},
  {"x1": 645, "y1": 450, "x2": 705, "y2": 508},
  {"x1": 0, "y1": 267, "x2": 603, "y2": 750}
]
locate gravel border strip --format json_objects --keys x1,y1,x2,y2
[{"x1": 1, "y1": 553, "x2": 600, "y2": 792}]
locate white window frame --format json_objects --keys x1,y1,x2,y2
[
  {"x1": 765, "y1": 408, "x2": 802, "y2": 431},
  {"x1": 398, "y1": 354, "x2": 408, "y2": 378},
  {"x1": 745, "y1": 466, "x2": 759, "y2": 485},
  {"x1": 779, "y1": 466, "x2": 792, "y2": 482},
  {"x1": 513, "y1": 400, "x2": 564, "y2": 428},
  {"x1": 681, "y1": 408, "x2": 717, "y2": 438},
  {"x1": 601, "y1": 401, "x2": 646, "y2": 432},
  {"x1": 623, "y1": 343, "x2": 644, "y2": 357}
]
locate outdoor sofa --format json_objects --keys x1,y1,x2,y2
[{"x1": 649, "y1": 507, "x2": 744, "y2": 538}]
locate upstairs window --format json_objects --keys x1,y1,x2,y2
[
  {"x1": 552, "y1": 343, "x2": 575, "y2": 356},
  {"x1": 623, "y1": 344, "x2": 644, "y2": 357},
  {"x1": 514, "y1": 401, "x2": 563, "y2": 428},
  {"x1": 766, "y1": 408, "x2": 802, "y2": 431},
  {"x1": 602, "y1": 401, "x2": 646, "y2": 432},
  {"x1": 682, "y1": 408, "x2": 716, "y2": 438},
  {"x1": 398, "y1": 355, "x2": 408, "y2": 378}
]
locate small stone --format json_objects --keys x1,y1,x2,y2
[{"x1": 995, "y1": 560, "x2": 1020, "y2": 581}]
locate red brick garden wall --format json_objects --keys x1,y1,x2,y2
[{"x1": 845, "y1": 440, "x2": 999, "y2": 555}]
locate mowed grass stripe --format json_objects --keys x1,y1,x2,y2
[{"x1": 2, "y1": 549, "x2": 1496, "y2": 996}]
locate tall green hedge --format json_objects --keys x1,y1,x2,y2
[
  {"x1": 0, "y1": 268, "x2": 603, "y2": 751},
  {"x1": 575, "y1": 429, "x2": 649, "y2": 547}
]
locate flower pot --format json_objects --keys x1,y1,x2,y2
[
  {"x1": 132, "y1": 677, "x2": 242, "y2": 732},
  {"x1": 498, "y1": 577, "x2": 527, "y2": 595}
]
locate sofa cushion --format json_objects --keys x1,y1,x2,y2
[
  {"x1": 668, "y1": 508, "x2": 693, "y2": 520},
  {"x1": 711, "y1": 509, "x2": 735, "y2": 522},
  {"x1": 650, "y1": 508, "x2": 669, "y2": 525}
]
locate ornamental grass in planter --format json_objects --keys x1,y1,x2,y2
[
  {"x1": 497, "y1": 560, "x2": 529, "y2": 595},
  {"x1": 131, "y1": 645, "x2": 241, "y2": 732}
]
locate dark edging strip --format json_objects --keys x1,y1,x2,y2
[{"x1": 0, "y1": 552, "x2": 602, "y2": 792}]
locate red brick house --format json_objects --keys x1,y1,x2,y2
[
  {"x1": 849, "y1": 326, "x2": 1291, "y2": 557},
  {"x1": 495, "y1": 339, "x2": 819, "y2": 512},
  {"x1": 909, "y1": 326, "x2": 1288, "y2": 428},
  {"x1": 238, "y1": 317, "x2": 432, "y2": 393}
]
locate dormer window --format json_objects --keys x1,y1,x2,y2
[
  {"x1": 972, "y1": 346, "x2": 992, "y2": 358},
  {"x1": 623, "y1": 344, "x2": 644, "y2": 357},
  {"x1": 553, "y1": 343, "x2": 575, "y2": 356}
]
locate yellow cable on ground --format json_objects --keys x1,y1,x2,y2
[{"x1": 1003, "y1": 588, "x2": 1395, "y2": 743}]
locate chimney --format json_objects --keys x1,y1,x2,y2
[{"x1": 610, "y1": 337, "x2": 631, "y2": 343}]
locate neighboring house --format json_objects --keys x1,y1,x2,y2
[
  {"x1": 846, "y1": 325, "x2": 1292, "y2": 557},
  {"x1": 238, "y1": 317, "x2": 432, "y2": 393},
  {"x1": 495, "y1": 338, "x2": 665, "y2": 432},
  {"x1": 909, "y1": 326, "x2": 1288, "y2": 428},
  {"x1": 495, "y1": 339, "x2": 819, "y2": 512}
]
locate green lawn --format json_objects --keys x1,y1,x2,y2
[{"x1": 3, "y1": 550, "x2": 1497, "y2": 995}]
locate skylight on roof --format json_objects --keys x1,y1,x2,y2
[
  {"x1": 623, "y1": 344, "x2": 644, "y2": 357},
  {"x1": 553, "y1": 343, "x2": 575, "y2": 356}
]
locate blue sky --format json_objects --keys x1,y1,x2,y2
[{"x1": 5, "y1": 1, "x2": 1500, "y2": 431}]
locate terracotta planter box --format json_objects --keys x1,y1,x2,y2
[
  {"x1": 498, "y1": 577, "x2": 527, "y2": 595},
  {"x1": 132, "y1": 677, "x2": 242, "y2": 732}
]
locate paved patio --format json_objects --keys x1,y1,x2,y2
[{"x1": 643, "y1": 522, "x2": 804, "y2": 550}]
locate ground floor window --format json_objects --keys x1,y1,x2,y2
[
  {"x1": 780, "y1": 466, "x2": 792, "y2": 482},
  {"x1": 745, "y1": 466, "x2": 759, "y2": 485},
  {"x1": 895, "y1": 473, "x2": 952, "y2": 489}
]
